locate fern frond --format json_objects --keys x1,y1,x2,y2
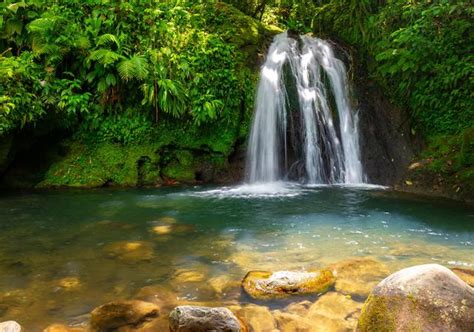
[
  {"x1": 97, "y1": 33, "x2": 120, "y2": 49},
  {"x1": 117, "y1": 55, "x2": 149, "y2": 81},
  {"x1": 88, "y1": 49, "x2": 122, "y2": 66}
]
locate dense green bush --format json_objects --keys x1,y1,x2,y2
[
  {"x1": 313, "y1": 0, "x2": 473, "y2": 136},
  {"x1": 0, "y1": 0, "x2": 258, "y2": 143}
]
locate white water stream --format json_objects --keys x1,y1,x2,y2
[{"x1": 246, "y1": 32, "x2": 364, "y2": 184}]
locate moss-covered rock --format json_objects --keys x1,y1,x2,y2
[
  {"x1": 242, "y1": 270, "x2": 335, "y2": 300},
  {"x1": 37, "y1": 142, "x2": 162, "y2": 188},
  {"x1": 358, "y1": 264, "x2": 474, "y2": 332}
]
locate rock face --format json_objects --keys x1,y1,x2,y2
[
  {"x1": 90, "y1": 300, "x2": 160, "y2": 332},
  {"x1": 358, "y1": 264, "x2": 474, "y2": 331},
  {"x1": 169, "y1": 306, "x2": 244, "y2": 332},
  {"x1": 0, "y1": 321, "x2": 21, "y2": 332},
  {"x1": 242, "y1": 270, "x2": 335, "y2": 300}
]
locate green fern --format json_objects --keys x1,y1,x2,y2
[
  {"x1": 117, "y1": 55, "x2": 149, "y2": 81},
  {"x1": 88, "y1": 49, "x2": 123, "y2": 67}
]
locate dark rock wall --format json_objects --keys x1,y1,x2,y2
[{"x1": 356, "y1": 80, "x2": 420, "y2": 185}]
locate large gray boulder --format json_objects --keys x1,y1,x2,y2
[
  {"x1": 0, "y1": 321, "x2": 21, "y2": 332},
  {"x1": 169, "y1": 306, "x2": 244, "y2": 332},
  {"x1": 358, "y1": 264, "x2": 474, "y2": 331}
]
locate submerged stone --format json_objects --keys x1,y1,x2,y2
[
  {"x1": 208, "y1": 275, "x2": 241, "y2": 297},
  {"x1": 0, "y1": 321, "x2": 21, "y2": 332},
  {"x1": 104, "y1": 241, "x2": 154, "y2": 262},
  {"x1": 358, "y1": 264, "x2": 474, "y2": 331},
  {"x1": 57, "y1": 277, "x2": 81, "y2": 291},
  {"x1": 90, "y1": 300, "x2": 160, "y2": 332},
  {"x1": 242, "y1": 270, "x2": 335, "y2": 300},
  {"x1": 452, "y1": 267, "x2": 474, "y2": 287},
  {"x1": 158, "y1": 216, "x2": 177, "y2": 224},
  {"x1": 152, "y1": 225, "x2": 172, "y2": 235},
  {"x1": 272, "y1": 311, "x2": 315, "y2": 331},
  {"x1": 306, "y1": 292, "x2": 362, "y2": 330},
  {"x1": 328, "y1": 258, "x2": 390, "y2": 298},
  {"x1": 169, "y1": 305, "x2": 244, "y2": 332},
  {"x1": 173, "y1": 269, "x2": 206, "y2": 283},
  {"x1": 43, "y1": 324, "x2": 85, "y2": 332},
  {"x1": 231, "y1": 304, "x2": 277, "y2": 332}
]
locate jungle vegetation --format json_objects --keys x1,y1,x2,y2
[{"x1": 0, "y1": 0, "x2": 472, "y2": 188}]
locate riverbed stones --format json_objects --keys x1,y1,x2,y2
[
  {"x1": 152, "y1": 225, "x2": 172, "y2": 235},
  {"x1": 43, "y1": 324, "x2": 85, "y2": 332},
  {"x1": 0, "y1": 321, "x2": 21, "y2": 332},
  {"x1": 104, "y1": 241, "x2": 154, "y2": 262},
  {"x1": 306, "y1": 292, "x2": 362, "y2": 330},
  {"x1": 173, "y1": 269, "x2": 206, "y2": 283},
  {"x1": 358, "y1": 264, "x2": 474, "y2": 331},
  {"x1": 452, "y1": 267, "x2": 474, "y2": 287},
  {"x1": 90, "y1": 300, "x2": 160, "y2": 332},
  {"x1": 328, "y1": 258, "x2": 390, "y2": 298},
  {"x1": 57, "y1": 277, "x2": 81, "y2": 290},
  {"x1": 231, "y1": 304, "x2": 277, "y2": 332},
  {"x1": 242, "y1": 270, "x2": 335, "y2": 300},
  {"x1": 169, "y1": 305, "x2": 245, "y2": 332}
]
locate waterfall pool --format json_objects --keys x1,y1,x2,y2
[{"x1": 0, "y1": 185, "x2": 472, "y2": 329}]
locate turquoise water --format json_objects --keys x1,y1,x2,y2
[{"x1": 0, "y1": 184, "x2": 472, "y2": 329}]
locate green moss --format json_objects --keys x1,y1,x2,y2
[
  {"x1": 161, "y1": 150, "x2": 196, "y2": 182},
  {"x1": 38, "y1": 141, "x2": 161, "y2": 188},
  {"x1": 358, "y1": 295, "x2": 396, "y2": 332}
]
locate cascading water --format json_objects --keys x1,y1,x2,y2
[{"x1": 246, "y1": 32, "x2": 364, "y2": 184}]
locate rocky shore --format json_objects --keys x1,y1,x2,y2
[{"x1": 1, "y1": 263, "x2": 472, "y2": 331}]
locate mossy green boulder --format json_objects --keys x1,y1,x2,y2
[
  {"x1": 242, "y1": 270, "x2": 335, "y2": 300},
  {"x1": 358, "y1": 264, "x2": 474, "y2": 331}
]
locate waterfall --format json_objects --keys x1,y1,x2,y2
[{"x1": 246, "y1": 32, "x2": 364, "y2": 184}]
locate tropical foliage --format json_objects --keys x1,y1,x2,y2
[{"x1": 0, "y1": 0, "x2": 255, "y2": 141}]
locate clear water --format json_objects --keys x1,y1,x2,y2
[
  {"x1": 0, "y1": 185, "x2": 473, "y2": 329},
  {"x1": 247, "y1": 32, "x2": 363, "y2": 184}
]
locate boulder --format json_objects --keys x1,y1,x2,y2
[
  {"x1": 358, "y1": 264, "x2": 474, "y2": 331},
  {"x1": 169, "y1": 305, "x2": 245, "y2": 332},
  {"x1": 242, "y1": 270, "x2": 335, "y2": 300},
  {"x1": 90, "y1": 300, "x2": 160, "y2": 332},
  {"x1": 0, "y1": 321, "x2": 21, "y2": 332},
  {"x1": 328, "y1": 258, "x2": 389, "y2": 298}
]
